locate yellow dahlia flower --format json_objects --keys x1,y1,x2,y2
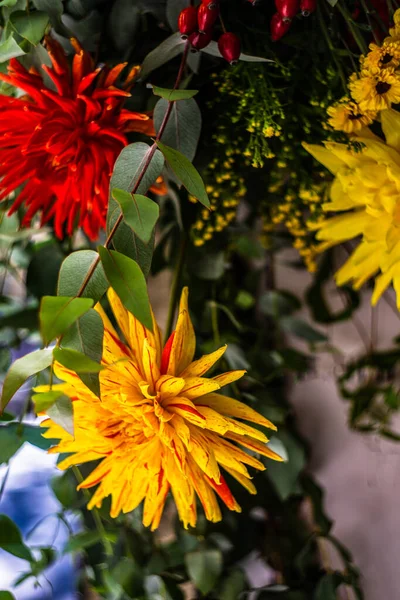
[
  {"x1": 349, "y1": 68, "x2": 400, "y2": 111},
  {"x1": 40, "y1": 287, "x2": 281, "y2": 530},
  {"x1": 304, "y1": 108, "x2": 400, "y2": 307},
  {"x1": 327, "y1": 98, "x2": 376, "y2": 133}
]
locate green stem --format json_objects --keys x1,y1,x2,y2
[
  {"x1": 336, "y1": 1, "x2": 368, "y2": 54},
  {"x1": 318, "y1": 5, "x2": 348, "y2": 94},
  {"x1": 72, "y1": 466, "x2": 113, "y2": 558},
  {"x1": 164, "y1": 236, "x2": 187, "y2": 344}
]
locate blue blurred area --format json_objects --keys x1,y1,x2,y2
[{"x1": 0, "y1": 343, "x2": 78, "y2": 599}]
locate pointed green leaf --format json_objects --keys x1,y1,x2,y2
[
  {"x1": 98, "y1": 247, "x2": 152, "y2": 331},
  {"x1": 156, "y1": 140, "x2": 210, "y2": 208},
  {"x1": 53, "y1": 347, "x2": 104, "y2": 373},
  {"x1": 47, "y1": 394, "x2": 74, "y2": 436},
  {"x1": 9, "y1": 10, "x2": 49, "y2": 45},
  {"x1": 0, "y1": 591, "x2": 16, "y2": 600},
  {"x1": 61, "y1": 308, "x2": 104, "y2": 398},
  {"x1": 154, "y1": 97, "x2": 202, "y2": 162},
  {"x1": 1, "y1": 347, "x2": 53, "y2": 411},
  {"x1": 152, "y1": 85, "x2": 198, "y2": 101},
  {"x1": 39, "y1": 296, "x2": 94, "y2": 346},
  {"x1": 185, "y1": 550, "x2": 222, "y2": 596},
  {"x1": 58, "y1": 250, "x2": 109, "y2": 302},
  {"x1": 32, "y1": 389, "x2": 64, "y2": 413},
  {"x1": 0, "y1": 35, "x2": 25, "y2": 62},
  {"x1": 112, "y1": 189, "x2": 159, "y2": 244},
  {"x1": 63, "y1": 530, "x2": 103, "y2": 554},
  {"x1": 0, "y1": 515, "x2": 33, "y2": 562}
]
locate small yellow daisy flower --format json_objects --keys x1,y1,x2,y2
[
  {"x1": 349, "y1": 69, "x2": 400, "y2": 111},
  {"x1": 327, "y1": 99, "x2": 376, "y2": 133}
]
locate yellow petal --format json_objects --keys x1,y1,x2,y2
[
  {"x1": 142, "y1": 338, "x2": 160, "y2": 392},
  {"x1": 180, "y1": 377, "x2": 221, "y2": 400},
  {"x1": 213, "y1": 370, "x2": 246, "y2": 388},
  {"x1": 180, "y1": 345, "x2": 227, "y2": 378},
  {"x1": 223, "y1": 466, "x2": 257, "y2": 495},
  {"x1": 225, "y1": 432, "x2": 284, "y2": 462},
  {"x1": 156, "y1": 374, "x2": 185, "y2": 400},
  {"x1": 197, "y1": 393, "x2": 277, "y2": 430},
  {"x1": 167, "y1": 287, "x2": 196, "y2": 376},
  {"x1": 302, "y1": 142, "x2": 348, "y2": 174}
]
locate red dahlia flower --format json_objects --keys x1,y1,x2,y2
[{"x1": 0, "y1": 38, "x2": 162, "y2": 240}]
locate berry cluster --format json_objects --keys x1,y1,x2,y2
[
  {"x1": 270, "y1": 0, "x2": 317, "y2": 41},
  {"x1": 178, "y1": 2, "x2": 241, "y2": 64}
]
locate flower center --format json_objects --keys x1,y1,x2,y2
[
  {"x1": 376, "y1": 82, "x2": 391, "y2": 95},
  {"x1": 381, "y1": 53, "x2": 394, "y2": 65}
]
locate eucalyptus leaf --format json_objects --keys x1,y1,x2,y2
[
  {"x1": 154, "y1": 97, "x2": 202, "y2": 162},
  {"x1": 201, "y1": 40, "x2": 274, "y2": 63},
  {"x1": 156, "y1": 141, "x2": 210, "y2": 208},
  {"x1": 185, "y1": 550, "x2": 222, "y2": 596},
  {"x1": 1, "y1": 347, "x2": 53, "y2": 411},
  {"x1": 152, "y1": 85, "x2": 198, "y2": 101},
  {"x1": 0, "y1": 35, "x2": 25, "y2": 62},
  {"x1": 0, "y1": 515, "x2": 33, "y2": 562},
  {"x1": 9, "y1": 10, "x2": 49, "y2": 45},
  {"x1": 140, "y1": 32, "x2": 185, "y2": 81},
  {"x1": 53, "y1": 347, "x2": 104, "y2": 373},
  {"x1": 57, "y1": 250, "x2": 108, "y2": 302},
  {"x1": 39, "y1": 296, "x2": 94, "y2": 346},
  {"x1": 112, "y1": 189, "x2": 159, "y2": 245},
  {"x1": 47, "y1": 394, "x2": 74, "y2": 436},
  {"x1": 99, "y1": 248, "x2": 153, "y2": 331}
]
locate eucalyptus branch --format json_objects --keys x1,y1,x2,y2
[{"x1": 75, "y1": 41, "x2": 190, "y2": 300}]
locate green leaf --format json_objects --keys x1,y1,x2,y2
[
  {"x1": 53, "y1": 347, "x2": 104, "y2": 373},
  {"x1": 314, "y1": 574, "x2": 342, "y2": 599},
  {"x1": 0, "y1": 423, "x2": 23, "y2": 463},
  {"x1": 154, "y1": 97, "x2": 202, "y2": 162},
  {"x1": 32, "y1": 389, "x2": 64, "y2": 413},
  {"x1": 47, "y1": 394, "x2": 74, "y2": 436},
  {"x1": 0, "y1": 592, "x2": 16, "y2": 600},
  {"x1": 61, "y1": 308, "x2": 104, "y2": 397},
  {"x1": 51, "y1": 471, "x2": 78, "y2": 508},
  {"x1": 32, "y1": 0, "x2": 63, "y2": 23},
  {"x1": 63, "y1": 530, "x2": 103, "y2": 554},
  {"x1": 109, "y1": 0, "x2": 140, "y2": 51},
  {"x1": 107, "y1": 142, "x2": 164, "y2": 275},
  {"x1": 112, "y1": 189, "x2": 159, "y2": 245},
  {"x1": 156, "y1": 140, "x2": 210, "y2": 208},
  {"x1": 280, "y1": 316, "x2": 327, "y2": 343},
  {"x1": 266, "y1": 430, "x2": 306, "y2": 500},
  {"x1": 0, "y1": 34, "x2": 25, "y2": 62},
  {"x1": 0, "y1": 1, "x2": 19, "y2": 6},
  {"x1": 185, "y1": 550, "x2": 223, "y2": 596},
  {"x1": 9, "y1": 10, "x2": 49, "y2": 45},
  {"x1": 152, "y1": 85, "x2": 198, "y2": 101},
  {"x1": 0, "y1": 514, "x2": 33, "y2": 561},
  {"x1": 139, "y1": 32, "x2": 185, "y2": 81},
  {"x1": 20, "y1": 423, "x2": 57, "y2": 450},
  {"x1": 219, "y1": 569, "x2": 247, "y2": 600},
  {"x1": 1, "y1": 347, "x2": 53, "y2": 411},
  {"x1": 259, "y1": 290, "x2": 301, "y2": 318},
  {"x1": 26, "y1": 243, "x2": 64, "y2": 298},
  {"x1": 57, "y1": 250, "x2": 108, "y2": 302},
  {"x1": 99, "y1": 247, "x2": 152, "y2": 331},
  {"x1": 112, "y1": 557, "x2": 144, "y2": 597},
  {"x1": 39, "y1": 296, "x2": 94, "y2": 346}
]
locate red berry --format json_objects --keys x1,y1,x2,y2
[
  {"x1": 178, "y1": 6, "x2": 198, "y2": 39},
  {"x1": 270, "y1": 12, "x2": 292, "y2": 40},
  {"x1": 189, "y1": 31, "x2": 212, "y2": 51},
  {"x1": 201, "y1": 0, "x2": 218, "y2": 8},
  {"x1": 218, "y1": 32, "x2": 241, "y2": 65},
  {"x1": 198, "y1": 2, "x2": 219, "y2": 33},
  {"x1": 300, "y1": 0, "x2": 316, "y2": 16},
  {"x1": 275, "y1": 0, "x2": 300, "y2": 21}
]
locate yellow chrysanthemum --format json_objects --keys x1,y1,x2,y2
[
  {"x1": 388, "y1": 8, "x2": 400, "y2": 42},
  {"x1": 39, "y1": 288, "x2": 281, "y2": 530},
  {"x1": 349, "y1": 69, "x2": 400, "y2": 111},
  {"x1": 327, "y1": 99, "x2": 376, "y2": 133},
  {"x1": 304, "y1": 108, "x2": 400, "y2": 307},
  {"x1": 363, "y1": 41, "x2": 400, "y2": 71}
]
